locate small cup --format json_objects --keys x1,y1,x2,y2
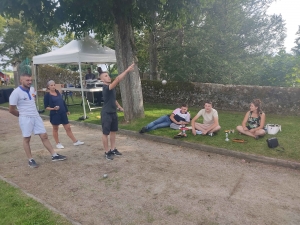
[{"x1": 196, "y1": 130, "x2": 202, "y2": 135}]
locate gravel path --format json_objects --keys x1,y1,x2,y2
[{"x1": 1, "y1": 109, "x2": 300, "y2": 225}]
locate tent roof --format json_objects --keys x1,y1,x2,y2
[{"x1": 32, "y1": 36, "x2": 116, "y2": 65}]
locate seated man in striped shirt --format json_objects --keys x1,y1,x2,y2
[{"x1": 139, "y1": 104, "x2": 190, "y2": 133}]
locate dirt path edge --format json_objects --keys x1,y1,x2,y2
[{"x1": 1, "y1": 106, "x2": 299, "y2": 171}]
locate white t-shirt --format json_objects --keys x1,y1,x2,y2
[
  {"x1": 9, "y1": 86, "x2": 39, "y2": 117},
  {"x1": 196, "y1": 108, "x2": 218, "y2": 124},
  {"x1": 172, "y1": 108, "x2": 191, "y2": 122}
]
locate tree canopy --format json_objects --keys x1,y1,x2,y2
[
  {"x1": 0, "y1": 17, "x2": 57, "y2": 67},
  {"x1": 0, "y1": 0, "x2": 299, "y2": 90},
  {"x1": 0, "y1": 0, "x2": 209, "y2": 121},
  {"x1": 0, "y1": 15, "x2": 5, "y2": 37},
  {"x1": 292, "y1": 26, "x2": 300, "y2": 56},
  {"x1": 154, "y1": 0, "x2": 286, "y2": 84}
]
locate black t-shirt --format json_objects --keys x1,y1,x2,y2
[
  {"x1": 85, "y1": 73, "x2": 96, "y2": 80},
  {"x1": 101, "y1": 84, "x2": 116, "y2": 113}
]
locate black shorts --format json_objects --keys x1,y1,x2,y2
[
  {"x1": 50, "y1": 113, "x2": 69, "y2": 125},
  {"x1": 101, "y1": 112, "x2": 118, "y2": 135}
]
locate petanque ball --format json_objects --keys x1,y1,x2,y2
[{"x1": 162, "y1": 80, "x2": 167, "y2": 85}]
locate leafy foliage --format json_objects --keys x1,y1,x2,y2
[
  {"x1": 19, "y1": 58, "x2": 31, "y2": 74},
  {"x1": 292, "y1": 26, "x2": 300, "y2": 56},
  {"x1": 37, "y1": 65, "x2": 80, "y2": 88},
  {"x1": 0, "y1": 17, "x2": 57, "y2": 67},
  {"x1": 0, "y1": 15, "x2": 5, "y2": 37},
  {"x1": 257, "y1": 50, "x2": 298, "y2": 87},
  {"x1": 0, "y1": 0, "x2": 206, "y2": 39},
  {"x1": 0, "y1": 0, "x2": 299, "y2": 88},
  {"x1": 157, "y1": 0, "x2": 286, "y2": 84}
]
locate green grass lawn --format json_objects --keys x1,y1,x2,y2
[
  {"x1": 1, "y1": 95, "x2": 298, "y2": 162},
  {"x1": 0, "y1": 179, "x2": 71, "y2": 225},
  {"x1": 117, "y1": 103, "x2": 298, "y2": 162}
]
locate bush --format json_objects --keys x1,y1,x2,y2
[{"x1": 37, "y1": 65, "x2": 80, "y2": 88}]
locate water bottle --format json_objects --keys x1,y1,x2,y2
[{"x1": 225, "y1": 132, "x2": 229, "y2": 141}]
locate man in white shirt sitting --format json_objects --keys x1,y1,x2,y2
[{"x1": 191, "y1": 100, "x2": 221, "y2": 136}]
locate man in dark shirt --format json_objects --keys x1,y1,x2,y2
[
  {"x1": 85, "y1": 68, "x2": 96, "y2": 80},
  {"x1": 84, "y1": 68, "x2": 97, "y2": 103},
  {"x1": 99, "y1": 63, "x2": 135, "y2": 160}
]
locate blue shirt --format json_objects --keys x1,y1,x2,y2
[{"x1": 44, "y1": 91, "x2": 68, "y2": 115}]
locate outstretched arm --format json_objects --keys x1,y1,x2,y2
[{"x1": 109, "y1": 63, "x2": 135, "y2": 90}]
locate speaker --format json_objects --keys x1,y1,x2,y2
[
  {"x1": 2, "y1": 88, "x2": 13, "y2": 102},
  {"x1": 0, "y1": 90, "x2": 5, "y2": 104}
]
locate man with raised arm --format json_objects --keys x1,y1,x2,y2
[{"x1": 99, "y1": 64, "x2": 135, "y2": 160}]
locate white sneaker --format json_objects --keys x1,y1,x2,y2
[
  {"x1": 56, "y1": 143, "x2": 64, "y2": 149},
  {"x1": 73, "y1": 140, "x2": 84, "y2": 146}
]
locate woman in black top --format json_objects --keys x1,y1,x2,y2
[{"x1": 236, "y1": 99, "x2": 266, "y2": 139}]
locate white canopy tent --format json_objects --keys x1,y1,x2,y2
[{"x1": 32, "y1": 36, "x2": 116, "y2": 119}]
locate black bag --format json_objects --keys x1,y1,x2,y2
[
  {"x1": 266, "y1": 137, "x2": 284, "y2": 151},
  {"x1": 266, "y1": 137, "x2": 278, "y2": 148}
]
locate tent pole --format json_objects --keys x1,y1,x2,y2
[
  {"x1": 33, "y1": 65, "x2": 39, "y2": 110},
  {"x1": 78, "y1": 62, "x2": 87, "y2": 119}
]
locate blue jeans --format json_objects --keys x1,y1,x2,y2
[{"x1": 146, "y1": 115, "x2": 171, "y2": 131}]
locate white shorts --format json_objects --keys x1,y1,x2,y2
[{"x1": 19, "y1": 116, "x2": 47, "y2": 137}]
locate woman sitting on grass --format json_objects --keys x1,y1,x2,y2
[{"x1": 236, "y1": 99, "x2": 266, "y2": 139}]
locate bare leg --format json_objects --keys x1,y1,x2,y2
[
  {"x1": 23, "y1": 136, "x2": 33, "y2": 159},
  {"x1": 210, "y1": 125, "x2": 221, "y2": 133},
  {"x1": 110, "y1": 132, "x2": 116, "y2": 150},
  {"x1": 102, "y1": 134, "x2": 109, "y2": 152},
  {"x1": 39, "y1": 133, "x2": 56, "y2": 155},
  {"x1": 254, "y1": 129, "x2": 266, "y2": 137},
  {"x1": 194, "y1": 123, "x2": 208, "y2": 133},
  {"x1": 195, "y1": 123, "x2": 220, "y2": 135},
  {"x1": 52, "y1": 125, "x2": 60, "y2": 144},
  {"x1": 63, "y1": 123, "x2": 77, "y2": 143},
  {"x1": 236, "y1": 125, "x2": 256, "y2": 138}
]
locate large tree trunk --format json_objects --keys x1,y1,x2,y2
[
  {"x1": 13, "y1": 62, "x2": 20, "y2": 87},
  {"x1": 113, "y1": 15, "x2": 144, "y2": 122}
]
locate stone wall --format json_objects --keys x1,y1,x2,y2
[{"x1": 138, "y1": 80, "x2": 300, "y2": 115}]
